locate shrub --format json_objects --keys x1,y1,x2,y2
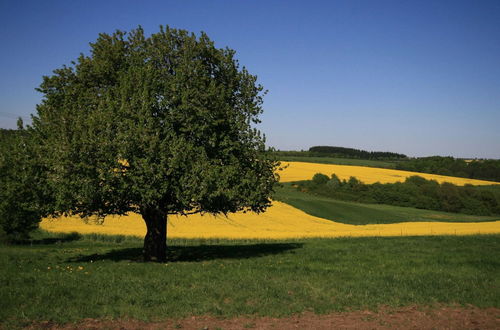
[
  {"x1": 312, "y1": 173, "x2": 330, "y2": 185},
  {"x1": 0, "y1": 124, "x2": 51, "y2": 240}
]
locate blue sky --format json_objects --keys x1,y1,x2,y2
[{"x1": 1, "y1": 0, "x2": 499, "y2": 158}]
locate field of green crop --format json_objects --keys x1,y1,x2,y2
[{"x1": 275, "y1": 183, "x2": 500, "y2": 225}]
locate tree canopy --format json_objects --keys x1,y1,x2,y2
[{"x1": 33, "y1": 26, "x2": 279, "y2": 261}]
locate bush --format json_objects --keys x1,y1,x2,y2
[
  {"x1": 312, "y1": 173, "x2": 330, "y2": 185},
  {"x1": 326, "y1": 174, "x2": 342, "y2": 189},
  {"x1": 0, "y1": 124, "x2": 51, "y2": 240}
]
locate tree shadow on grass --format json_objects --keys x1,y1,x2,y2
[
  {"x1": 8, "y1": 232, "x2": 82, "y2": 245},
  {"x1": 68, "y1": 242, "x2": 303, "y2": 263}
]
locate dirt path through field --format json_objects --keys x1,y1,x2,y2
[{"x1": 31, "y1": 306, "x2": 500, "y2": 329}]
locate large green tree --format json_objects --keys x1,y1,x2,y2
[{"x1": 33, "y1": 26, "x2": 279, "y2": 261}]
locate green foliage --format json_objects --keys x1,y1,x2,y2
[
  {"x1": 309, "y1": 146, "x2": 407, "y2": 160},
  {"x1": 32, "y1": 26, "x2": 279, "y2": 259},
  {"x1": 295, "y1": 174, "x2": 500, "y2": 216},
  {"x1": 0, "y1": 128, "x2": 19, "y2": 144},
  {"x1": 1, "y1": 233, "x2": 499, "y2": 326},
  {"x1": 312, "y1": 173, "x2": 329, "y2": 185},
  {"x1": 326, "y1": 173, "x2": 342, "y2": 189},
  {"x1": 396, "y1": 156, "x2": 500, "y2": 182},
  {"x1": 0, "y1": 126, "x2": 52, "y2": 240}
]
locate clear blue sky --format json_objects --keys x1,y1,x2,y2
[{"x1": 1, "y1": 0, "x2": 499, "y2": 158}]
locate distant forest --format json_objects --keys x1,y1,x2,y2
[
  {"x1": 273, "y1": 146, "x2": 407, "y2": 161},
  {"x1": 396, "y1": 157, "x2": 500, "y2": 183},
  {"x1": 308, "y1": 146, "x2": 408, "y2": 160}
]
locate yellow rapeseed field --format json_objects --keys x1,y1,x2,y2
[
  {"x1": 40, "y1": 201, "x2": 500, "y2": 239},
  {"x1": 40, "y1": 162, "x2": 500, "y2": 238},
  {"x1": 279, "y1": 161, "x2": 499, "y2": 185}
]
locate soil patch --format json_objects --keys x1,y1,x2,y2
[{"x1": 29, "y1": 306, "x2": 500, "y2": 329}]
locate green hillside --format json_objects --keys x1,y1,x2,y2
[{"x1": 275, "y1": 184, "x2": 500, "y2": 225}]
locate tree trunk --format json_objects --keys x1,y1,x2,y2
[{"x1": 141, "y1": 208, "x2": 168, "y2": 262}]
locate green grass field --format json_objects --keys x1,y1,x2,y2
[
  {"x1": 1, "y1": 231, "x2": 499, "y2": 327},
  {"x1": 274, "y1": 184, "x2": 500, "y2": 225},
  {"x1": 276, "y1": 155, "x2": 397, "y2": 169}
]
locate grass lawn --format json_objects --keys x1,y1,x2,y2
[
  {"x1": 276, "y1": 156, "x2": 397, "y2": 169},
  {"x1": 1, "y1": 231, "x2": 499, "y2": 327},
  {"x1": 274, "y1": 184, "x2": 500, "y2": 225}
]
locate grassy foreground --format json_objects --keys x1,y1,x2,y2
[
  {"x1": 275, "y1": 184, "x2": 500, "y2": 225},
  {"x1": 1, "y1": 232, "x2": 499, "y2": 327}
]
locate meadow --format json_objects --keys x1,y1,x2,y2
[{"x1": 1, "y1": 232, "x2": 499, "y2": 327}]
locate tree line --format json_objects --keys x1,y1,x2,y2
[
  {"x1": 295, "y1": 173, "x2": 500, "y2": 216},
  {"x1": 396, "y1": 156, "x2": 500, "y2": 182},
  {"x1": 309, "y1": 146, "x2": 408, "y2": 160}
]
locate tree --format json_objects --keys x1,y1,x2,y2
[
  {"x1": 0, "y1": 120, "x2": 52, "y2": 240},
  {"x1": 312, "y1": 173, "x2": 329, "y2": 185},
  {"x1": 326, "y1": 173, "x2": 341, "y2": 189},
  {"x1": 32, "y1": 26, "x2": 279, "y2": 261}
]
